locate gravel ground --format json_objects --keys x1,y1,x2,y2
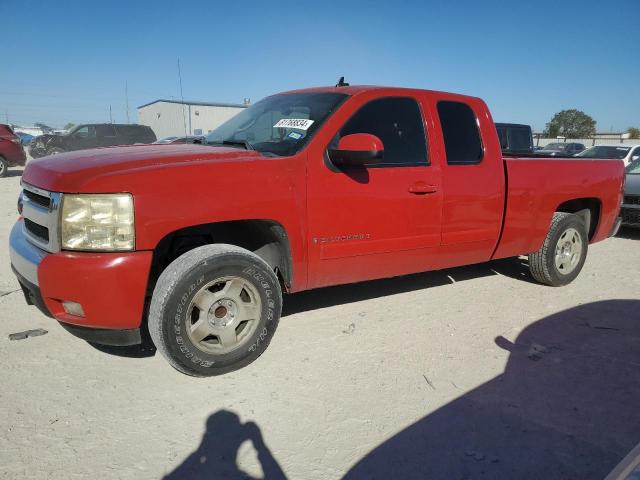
[{"x1": 1, "y1": 165, "x2": 639, "y2": 479}]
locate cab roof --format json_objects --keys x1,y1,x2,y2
[{"x1": 277, "y1": 85, "x2": 482, "y2": 103}]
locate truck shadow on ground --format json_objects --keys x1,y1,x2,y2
[
  {"x1": 165, "y1": 300, "x2": 639, "y2": 479},
  {"x1": 283, "y1": 256, "x2": 534, "y2": 317},
  {"x1": 342, "y1": 299, "x2": 640, "y2": 480},
  {"x1": 162, "y1": 410, "x2": 287, "y2": 480},
  {"x1": 616, "y1": 226, "x2": 640, "y2": 240},
  {"x1": 89, "y1": 257, "x2": 533, "y2": 358}
]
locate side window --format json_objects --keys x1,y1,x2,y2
[
  {"x1": 437, "y1": 101, "x2": 483, "y2": 165},
  {"x1": 338, "y1": 97, "x2": 428, "y2": 166},
  {"x1": 74, "y1": 126, "x2": 96, "y2": 138},
  {"x1": 496, "y1": 127, "x2": 508, "y2": 149},
  {"x1": 96, "y1": 125, "x2": 116, "y2": 137}
]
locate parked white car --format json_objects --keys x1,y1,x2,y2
[{"x1": 575, "y1": 144, "x2": 640, "y2": 166}]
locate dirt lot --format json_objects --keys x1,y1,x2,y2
[{"x1": 1, "y1": 166, "x2": 639, "y2": 479}]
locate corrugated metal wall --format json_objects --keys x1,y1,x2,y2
[{"x1": 138, "y1": 102, "x2": 245, "y2": 140}]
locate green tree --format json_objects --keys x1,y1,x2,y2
[
  {"x1": 63, "y1": 122, "x2": 75, "y2": 130},
  {"x1": 627, "y1": 127, "x2": 640, "y2": 139},
  {"x1": 543, "y1": 110, "x2": 596, "y2": 138}
]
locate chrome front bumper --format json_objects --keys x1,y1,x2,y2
[{"x1": 9, "y1": 220, "x2": 48, "y2": 286}]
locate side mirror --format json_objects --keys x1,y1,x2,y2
[
  {"x1": 632, "y1": 155, "x2": 640, "y2": 162},
  {"x1": 328, "y1": 133, "x2": 383, "y2": 167}
]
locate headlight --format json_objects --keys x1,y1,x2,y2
[{"x1": 61, "y1": 194, "x2": 135, "y2": 251}]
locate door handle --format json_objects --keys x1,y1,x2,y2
[{"x1": 408, "y1": 183, "x2": 438, "y2": 195}]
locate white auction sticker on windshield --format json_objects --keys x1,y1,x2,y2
[{"x1": 273, "y1": 118, "x2": 314, "y2": 130}]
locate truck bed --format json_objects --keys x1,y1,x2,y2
[{"x1": 493, "y1": 156, "x2": 624, "y2": 260}]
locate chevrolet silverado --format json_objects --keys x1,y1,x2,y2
[{"x1": 10, "y1": 85, "x2": 624, "y2": 376}]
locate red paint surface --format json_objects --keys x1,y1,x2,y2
[
  {"x1": 0, "y1": 125, "x2": 27, "y2": 166},
  {"x1": 38, "y1": 249, "x2": 152, "y2": 329},
  {"x1": 21, "y1": 86, "x2": 624, "y2": 330}
]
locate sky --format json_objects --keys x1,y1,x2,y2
[{"x1": 1, "y1": 0, "x2": 638, "y2": 132}]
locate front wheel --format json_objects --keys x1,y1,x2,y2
[
  {"x1": 148, "y1": 244, "x2": 282, "y2": 377},
  {"x1": 0, "y1": 157, "x2": 7, "y2": 178},
  {"x1": 528, "y1": 212, "x2": 588, "y2": 286}
]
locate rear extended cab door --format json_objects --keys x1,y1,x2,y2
[{"x1": 426, "y1": 94, "x2": 506, "y2": 268}]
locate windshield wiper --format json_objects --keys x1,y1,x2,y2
[{"x1": 207, "y1": 139, "x2": 253, "y2": 150}]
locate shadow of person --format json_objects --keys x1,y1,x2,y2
[
  {"x1": 343, "y1": 299, "x2": 640, "y2": 480},
  {"x1": 164, "y1": 410, "x2": 286, "y2": 480}
]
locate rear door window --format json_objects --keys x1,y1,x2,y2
[
  {"x1": 437, "y1": 101, "x2": 483, "y2": 165},
  {"x1": 96, "y1": 125, "x2": 117, "y2": 137},
  {"x1": 508, "y1": 128, "x2": 532, "y2": 151}
]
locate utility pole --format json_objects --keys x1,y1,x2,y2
[
  {"x1": 109, "y1": 105, "x2": 113, "y2": 123},
  {"x1": 178, "y1": 58, "x2": 188, "y2": 137},
  {"x1": 125, "y1": 81, "x2": 130, "y2": 124}
]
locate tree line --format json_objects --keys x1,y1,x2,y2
[{"x1": 543, "y1": 110, "x2": 639, "y2": 139}]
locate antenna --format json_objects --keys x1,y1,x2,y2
[
  {"x1": 125, "y1": 81, "x2": 130, "y2": 124},
  {"x1": 336, "y1": 76, "x2": 349, "y2": 87},
  {"x1": 178, "y1": 58, "x2": 188, "y2": 137}
]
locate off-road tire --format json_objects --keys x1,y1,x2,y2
[
  {"x1": 0, "y1": 157, "x2": 7, "y2": 178},
  {"x1": 528, "y1": 212, "x2": 588, "y2": 286},
  {"x1": 149, "y1": 244, "x2": 282, "y2": 377}
]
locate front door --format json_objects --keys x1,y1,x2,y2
[{"x1": 306, "y1": 94, "x2": 443, "y2": 289}]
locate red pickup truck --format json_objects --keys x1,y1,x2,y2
[{"x1": 10, "y1": 85, "x2": 624, "y2": 376}]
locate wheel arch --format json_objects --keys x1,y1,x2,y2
[
  {"x1": 555, "y1": 197, "x2": 601, "y2": 240},
  {"x1": 148, "y1": 219, "x2": 294, "y2": 294}
]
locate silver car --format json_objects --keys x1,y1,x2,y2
[{"x1": 622, "y1": 159, "x2": 640, "y2": 228}]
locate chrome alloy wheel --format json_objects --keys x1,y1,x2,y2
[
  {"x1": 186, "y1": 276, "x2": 262, "y2": 354},
  {"x1": 554, "y1": 227, "x2": 583, "y2": 275}
]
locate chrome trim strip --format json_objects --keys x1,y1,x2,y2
[
  {"x1": 21, "y1": 181, "x2": 52, "y2": 198},
  {"x1": 9, "y1": 220, "x2": 47, "y2": 286}
]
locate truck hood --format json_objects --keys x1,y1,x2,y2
[{"x1": 22, "y1": 144, "x2": 263, "y2": 192}]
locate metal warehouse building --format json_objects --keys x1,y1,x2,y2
[{"x1": 137, "y1": 99, "x2": 249, "y2": 140}]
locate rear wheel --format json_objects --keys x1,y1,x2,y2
[
  {"x1": 148, "y1": 244, "x2": 282, "y2": 377},
  {"x1": 0, "y1": 157, "x2": 7, "y2": 178},
  {"x1": 528, "y1": 212, "x2": 588, "y2": 286}
]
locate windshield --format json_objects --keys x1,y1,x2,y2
[
  {"x1": 205, "y1": 92, "x2": 347, "y2": 157},
  {"x1": 576, "y1": 146, "x2": 630, "y2": 159},
  {"x1": 626, "y1": 159, "x2": 640, "y2": 174},
  {"x1": 543, "y1": 143, "x2": 567, "y2": 151}
]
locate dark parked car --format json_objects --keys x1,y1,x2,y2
[
  {"x1": 621, "y1": 159, "x2": 640, "y2": 228},
  {"x1": 0, "y1": 124, "x2": 27, "y2": 177},
  {"x1": 537, "y1": 142, "x2": 585, "y2": 156},
  {"x1": 153, "y1": 135, "x2": 205, "y2": 145},
  {"x1": 29, "y1": 123, "x2": 156, "y2": 158},
  {"x1": 495, "y1": 123, "x2": 533, "y2": 154}
]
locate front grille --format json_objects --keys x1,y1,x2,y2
[
  {"x1": 623, "y1": 195, "x2": 640, "y2": 206},
  {"x1": 622, "y1": 207, "x2": 640, "y2": 226},
  {"x1": 23, "y1": 189, "x2": 51, "y2": 208},
  {"x1": 20, "y1": 183, "x2": 61, "y2": 252},
  {"x1": 24, "y1": 218, "x2": 49, "y2": 242}
]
